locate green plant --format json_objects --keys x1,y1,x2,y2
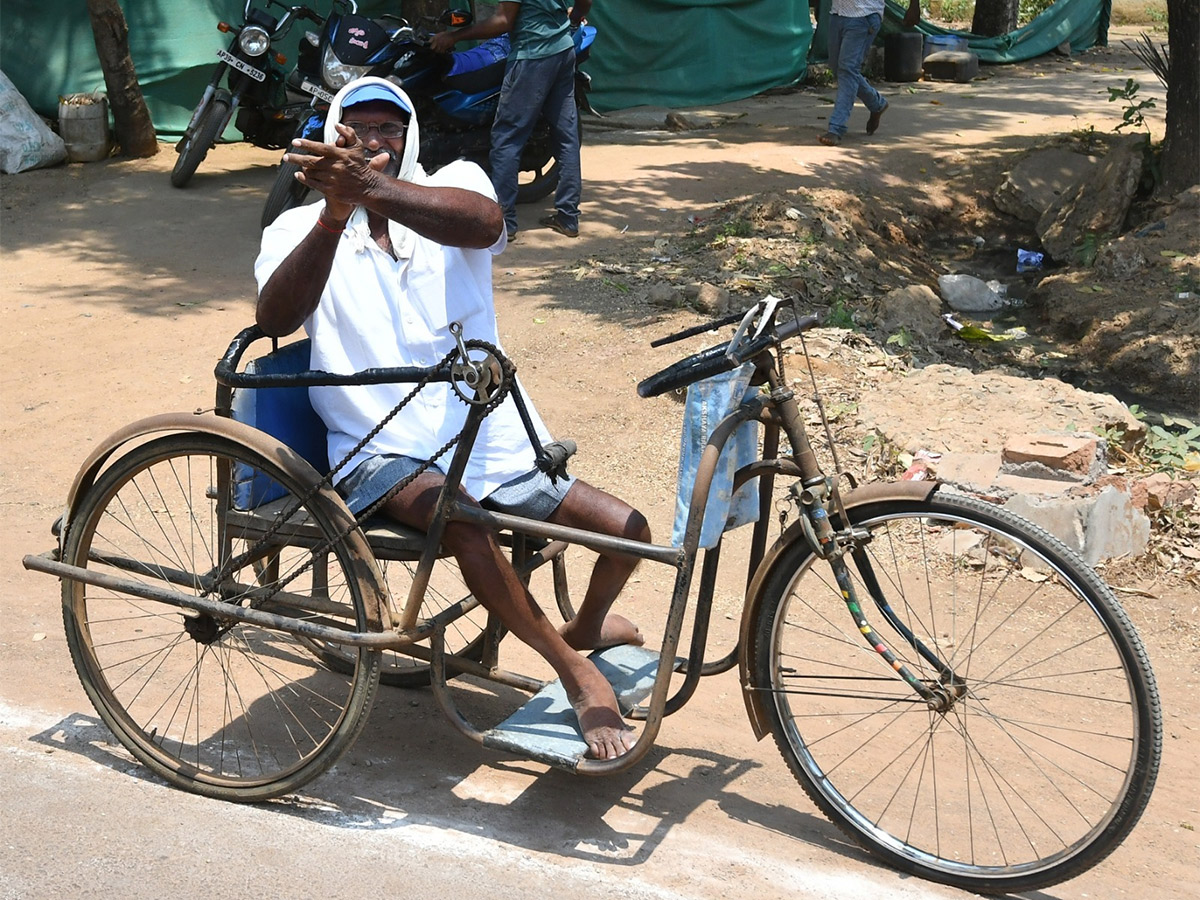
[
  {"x1": 1018, "y1": 0, "x2": 1054, "y2": 25},
  {"x1": 719, "y1": 218, "x2": 753, "y2": 238},
  {"x1": 1119, "y1": 407, "x2": 1200, "y2": 473},
  {"x1": 805, "y1": 65, "x2": 835, "y2": 88},
  {"x1": 1107, "y1": 78, "x2": 1157, "y2": 134},
  {"x1": 1072, "y1": 124, "x2": 1100, "y2": 153},
  {"x1": 928, "y1": 0, "x2": 973, "y2": 22},
  {"x1": 825, "y1": 296, "x2": 856, "y2": 329},
  {"x1": 1077, "y1": 232, "x2": 1101, "y2": 266},
  {"x1": 886, "y1": 326, "x2": 914, "y2": 350}
]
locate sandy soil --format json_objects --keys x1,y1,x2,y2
[{"x1": 1, "y1": 26, "x2": 1196, "y2": 899}]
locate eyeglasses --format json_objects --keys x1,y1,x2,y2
[{"x1": 343, "y1": 120, "x2": 407, "y2": 140}]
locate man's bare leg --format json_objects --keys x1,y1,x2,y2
[
  {"x1": 377, "y1": 473, "x2": 635, "y2": 759},
  {"x1": 547, "y1": 480, "x2": 650, "y2": 651}
]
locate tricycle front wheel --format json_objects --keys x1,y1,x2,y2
[
  {"x1": 61, "y1": 433, "x2": 381, "y2": 802},
  {"x1": 750, "y1": 492, "x2": 1160, "y2": 893}
]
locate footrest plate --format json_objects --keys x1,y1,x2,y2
[{"x1": 481, "y1": 644, "x2": 661, "y2": 769}]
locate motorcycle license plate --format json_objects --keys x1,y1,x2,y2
[
  {"x1": 300, "y1": 79, "x2": 334, "y2": 104},
  {"x1": 217, "y1": 48, "x2": 266, "y2": 83}
]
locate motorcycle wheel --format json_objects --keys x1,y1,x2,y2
[
  {"x1": 171, "y1": 97, "x2": 230, "y2": 189},
  {"x1": 516, "y1": 157, "x2": 559, "y2": 204},
  {"x1": 261, "y1": 160, "x2": 311, "y2": 229}
]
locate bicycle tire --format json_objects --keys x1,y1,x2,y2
[
  {"x1": 297, "y1": 554, "x2": 488, "y2": 687},
  {"x1": 171, "y1": 98, "x2": 229, "y2": 189},
  {"x1": 61, "y1": 433, "x2": 381, "y2": 802},
  {"x1": 749, "y1": 491, "x2": 1161, "y2": 893}
]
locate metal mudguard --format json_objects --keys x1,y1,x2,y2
[
  {"x1": 51, "y1": 411, "x2": 391, "y2": 630},
  {"x1": 737, "y1": 479, "x2": 939, "y2": 739}
]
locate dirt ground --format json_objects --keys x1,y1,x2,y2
[{"x1": 1, "y1": 24, "x2": 1196, "y2": 900}]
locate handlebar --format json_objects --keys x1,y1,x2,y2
[
  {"x1": 215, "y1": 325, "x2": 453, "y2": 390},
  {"x1": 261, "y1": 0, "x2": 327, "y2": 36},
  {"x1": 636, "y1": 302, "x2": 820, "y2": 399}
]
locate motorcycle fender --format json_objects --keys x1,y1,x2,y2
[
  {"x1": 56, "y1": 411, "x2": 392, "y2": 630},
  {"x1": 737, "y1": 479, "x2": 939, "y2": 740}
]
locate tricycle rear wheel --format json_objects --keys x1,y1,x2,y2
[{"x1": 61, "y1": 433, "x2": 381, "y2": 801}]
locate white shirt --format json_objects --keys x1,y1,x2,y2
[
  {"x1": 254, "y1": 159, "x2": 552, "y2": 500},
  {"x1": 831, "y1": 0, "x2": 885, "y2": 17}
]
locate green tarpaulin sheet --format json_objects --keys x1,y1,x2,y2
[
  {"x1": 1, "y1": 0, "x2": 401, "y2": 137},
  {"x1": 585, "y1": 0, "x2": 812, "y2": 112},
  {"x1": 878, "y1": 0, "x2": 1110, "y2": 62},
  {"x1": 1, "y1": 0, "x2": 1110, "y2": 133}
]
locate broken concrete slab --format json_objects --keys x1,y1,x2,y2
[
  {"x1": 922, "y1": 50, "x2": 980, "y2": 83},
  {"x1": 866, "y1": 284, "x2": 944, "y2": 343},
  {"x1": 1005, "y1": 485, "x2": 1150, "y2": 565},
  {"x1": 1037, "y1": 134, "x2": 1146, "y2": 263},
  {"x1": 856, "y1": 364, "x2": 1155, "y2": 561},
  {"x1": 858, "y1": 363, "x2": 1146, "y2": 457},
  {"x1": 994, "y1": 146, "x2": 1100, "y2": 224}
]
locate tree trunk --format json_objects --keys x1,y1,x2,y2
[
  {"x1": 1161, "y1": 0, "x2": 1199, "y2": 194},
  {"x1": 971, "y1": 0, "x2": 1019, "y2": 38},
  {"x1": 85, "y1": 0, "x2": 158, "y2": 158}
]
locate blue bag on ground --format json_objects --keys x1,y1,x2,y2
[{"x1": 671, "y1": 364, "x2": 760, "y2": 550}]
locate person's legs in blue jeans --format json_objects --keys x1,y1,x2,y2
[
  {"x1": 490, "y1": 57, "x2": 555, "y2": 236},
  {"x1": 826, "y1": 12, "x2": 883, "y2": 137},
  {"x1": 541, "y1": 49, "x2": 581, "y2": 230}
]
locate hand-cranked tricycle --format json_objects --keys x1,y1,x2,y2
[{"x1": 23, "y1": 298, "x2": 1161, "y2": 894}]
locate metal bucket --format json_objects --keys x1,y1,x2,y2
[{"x1": 58, "y1": 93, "x2": 112, "y2": 162}]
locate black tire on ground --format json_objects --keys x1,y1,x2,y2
[
  {"x1": 61, "y1": 433, "x2": 381, "y2": 802},
  {"x1": 261, "y1": 159, "x2": 310, "y2": 229},
  {"x1": 749, "y1": 491, "x2": 1161, "y2": 894},
  {"x1": 171, "y1": 98, "x2": 230, "y2": 189}
]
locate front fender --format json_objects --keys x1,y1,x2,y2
[
  {"x1": 737, "y1": 480, "x2": 939, "y2": 740},
  {"x1": 55, "y1": 411, "x2": 392, "y2": 631}
]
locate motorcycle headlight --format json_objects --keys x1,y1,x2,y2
[
  {"x1": 321, "y1": 45, "x2": 372, "y2": 91},
  {"x1": 238, "y1": 25, "x2": 271, "y2": 57}
]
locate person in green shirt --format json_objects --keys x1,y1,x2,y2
[{"x1": 432, "y1": 0, "x2": 590, "y2": 239}]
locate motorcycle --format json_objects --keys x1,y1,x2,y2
[
  {"x1": 260, "y1": 6, "x2": 597, "y2": 228},
  {"x1": 171, "y1": 0, "x2": 327, "y2": 189},
  {"x1": 261, "y1": 0, "x2": 417, "y2": 226}
]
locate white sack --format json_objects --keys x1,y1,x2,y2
[{"x1": 0, "y1": 69, "x2": 68, "y2": 174}]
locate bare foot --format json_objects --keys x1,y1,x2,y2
[
  {"x1": 565, "y1": 664, "x2": 637, "y2": 760},
  {"x1": 559, "y1": 613, "x2": 644, "y2": 651}
]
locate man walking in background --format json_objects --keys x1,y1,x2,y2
[
  {"x1": 432, "y1": 0, "x2": 590, "y2": 240},
  {"x1": 818, "y1": 0, "x2": 920, "y2": 146}
]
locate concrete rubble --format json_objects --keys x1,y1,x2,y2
[{"x1": 856, "y1": 363, "x2": 1193, "y2": 564}]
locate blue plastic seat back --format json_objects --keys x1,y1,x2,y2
[{"x1": 229, "y1": 339, "x2": 329, "y2": 509}]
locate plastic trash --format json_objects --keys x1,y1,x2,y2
[
  {"x1": 901, "y1": 449, "x2": 942, "y2": 481},
  {"x1": 1017, "y1": 249, "x2": 1044, "y2": 273},
  {"x1": 942, "y1": 314, "x2": 1027, "y2": 342},
  {"x1": 938, "y1": 274, "x2": 1005, "y2": 312}
]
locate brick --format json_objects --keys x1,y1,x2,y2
[{"x1": 1002, "y1": 433, "x2": 1103, "y2": 479}]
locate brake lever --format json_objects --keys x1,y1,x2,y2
[{"x1": 649, "y1": 309, "x2": 746, "y2": 349}]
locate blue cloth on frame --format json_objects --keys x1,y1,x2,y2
[{"x1": 671, "y1": 364, "x2": 761, "y2": 550}]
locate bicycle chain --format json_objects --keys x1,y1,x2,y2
[{"x1": 209, "y1": 340, "x2": 515, "y2": 611}]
